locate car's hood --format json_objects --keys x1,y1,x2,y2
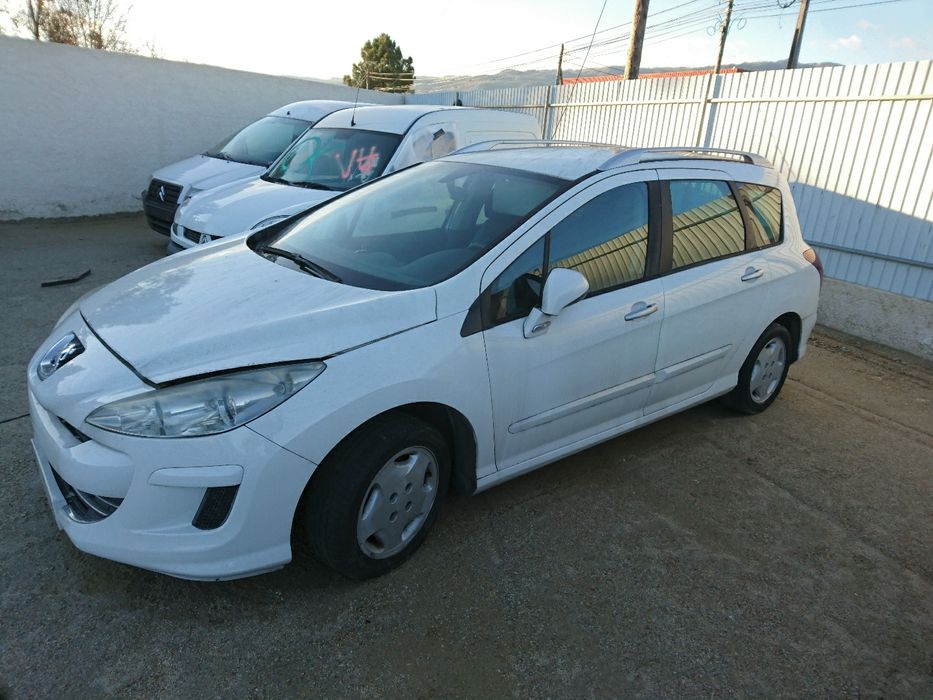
[
  {"x1": 152, "y1": 155, "x2": 264, "y2": 192},
  {"x1": 176, "y1": 178, "x2": 337, "y2": 237},
  {"x1": 79, "y1": 238, "x2": 436, "y2": 384}
]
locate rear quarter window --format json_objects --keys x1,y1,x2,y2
[{"x1": 737, "y1": 183, "x2": 783, "y2": 250}]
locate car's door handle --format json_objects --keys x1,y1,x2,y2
[
  {"x1": 624, "y1": 302, "x2": 658, "y2": 321},
  {"x1": 741, "y1": 266, "x2": 764, "y2": 282}
]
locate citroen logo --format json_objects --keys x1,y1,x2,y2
[
  {"x1": 158, "y1": 185, "x2": 166, "y2": 202},
  {"x1": 37, "y1": 333, "x2": 85, "y2": 381}
]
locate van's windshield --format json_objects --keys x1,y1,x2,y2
[
  {"x1": 255, "y1": 161, "x2": 568, "y2": 290},
  {"x1": 204, "y1": 116, "x2": 311, "y2": 167},
  {"x1": 262, "y1": 128, "x2": 402, "y2": 192}
]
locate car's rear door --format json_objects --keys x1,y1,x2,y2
[{"x1": 645, "y1": 170, "x2": 775, "y2": 414}]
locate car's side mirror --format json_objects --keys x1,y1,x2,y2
[{"x1": 523, "y1": 268, "x2": 589, "y2": 338}]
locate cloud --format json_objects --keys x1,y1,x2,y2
[
  {"x1": 889, "y1": 36, "x2": 933, "y2": 59},
  {"x1": 829, "y1": 35, "x2": 864, "y2": 51},
  {"x1": 856, "y1": 19, "x2": 879, "y2": 31}
]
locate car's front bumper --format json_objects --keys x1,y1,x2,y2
[{"x1": 28, "y1": 356, "x2": 317, "y2": 580}]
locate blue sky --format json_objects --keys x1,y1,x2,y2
[{"x1": 7, "y1": 0, "x2": 933, "y2": 79}]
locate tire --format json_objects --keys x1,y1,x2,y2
[
  {"x1": 303, "y1": 413, "x2": 451, "y2": 579},
  {"x1": 720, "y1": 322, "x2": 792, "y2": 415}
]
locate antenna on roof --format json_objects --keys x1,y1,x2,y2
[{"x1": 350, "y1": 71, "x2": 364, "y2": 127}]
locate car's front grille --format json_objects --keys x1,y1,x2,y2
[
  {"x1": 51, "y1": 466, "x2": 123, "y2": 523},
  {"x1": 143, "y1": 179, "x2": 184, "y2": 235},
  {"x1": 146, "y1": 179, "x2": 183, "y2": 205},
  {"x1": 181, "y1": 227, "x2": 216, "y2": 244}
]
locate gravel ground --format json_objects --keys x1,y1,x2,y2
[{"x1": 1, "y1": 215, "x2": 931, "y2": 698}]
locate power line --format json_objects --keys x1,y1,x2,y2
[
  {"x1": 453, "y1": 0, "x2": 710, "y2": 74},
  {"x1": 412, "y1": 0, "x2": 906, "y2": 93},
  {"x1": 553, "y1": 0, "x2": 609, "y2": 135}
]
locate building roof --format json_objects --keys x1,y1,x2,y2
[{"x1": 562, "y1": 67, "x2": 745, "y2": 84}]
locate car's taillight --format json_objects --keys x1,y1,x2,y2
[{"x1": 803, "y1": 247, "x2": 824, "y2": 286}]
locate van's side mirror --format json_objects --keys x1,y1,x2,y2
[{"x1": 523, "y1": 268, "x2": 589, "y2": 338}]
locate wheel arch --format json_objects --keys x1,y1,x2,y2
[
  {"x1": 772, "y1": 311, "x2": 802, "y2": 363},
  {"x1": 292, "y1": 402, "x2": 479, "y2": 540}
]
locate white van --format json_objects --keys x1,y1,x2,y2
[
  {"x1": 168, "y1": 105, "x2": 541, "y2": 252},
  {"x1": 143, "y1": 100, "x2": 356, "y2": 238}
]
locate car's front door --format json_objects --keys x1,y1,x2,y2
[{"x1": 479, "y1": 172, "x2": 663, "y2": 471}]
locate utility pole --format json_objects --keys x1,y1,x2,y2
[
  {"x1": 712, "y1": 0, "x2": 734, "y2": 75},
  {"x1": 624, "y1": 0, "x2": 650, "y2": 80},
  {"x1": 786, "y1": 0, "x2": 810, "y2": 69},
  {"x1": 556, "y1": 43, "x2": 564, "y2": 85},
  {"x1": 696, "y1": 0, "x2": 735, "y2": 146}
]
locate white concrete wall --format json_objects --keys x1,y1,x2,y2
[
  {"x1": 0, "y1": 36, "x2": 401, "y2": 219},
  {"x1": 817, "y1": 279, "x2": 933, "y2": 361}
]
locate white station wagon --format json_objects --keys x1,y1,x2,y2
[{"x1": 28, "y1": 143, "x2": 822, "y2": 580}]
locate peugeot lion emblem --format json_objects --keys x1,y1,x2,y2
[
  {"x1": 158, "y1": 185, "x2": 166, "y2": 202},
  {"x1": 37, "y1": 333, "x2": 85, "y2": 380}
]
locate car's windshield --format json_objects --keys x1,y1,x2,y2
[
  {"x1": 263, "y1": 128, "x2": 402, "y2": 192},
  {"x1": 259, "y1": 161, "x2": 568, "y2": 290},
  {"x1": 205, "y1": 116, "x2": 311, "y2": 167}
]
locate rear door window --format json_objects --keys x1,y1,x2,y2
[{"x1": 669, "y1": 180, "x2": 745, "y2": 270}]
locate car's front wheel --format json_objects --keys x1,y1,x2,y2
[
  {"x1": 721, "y1": 322, "x2": 792, "y2": 414},
  {"x1": 303, "y1": 413, "x2": 450, "y2": 579}
]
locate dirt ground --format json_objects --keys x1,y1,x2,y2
[{"x1": 1, "y1": 215, "x2": 931, "y2": 698}]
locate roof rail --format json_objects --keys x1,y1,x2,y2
[
  {"x1": 452, "y1": 139, "x2": 623, "y2": 155},
  {"x1": 600, "y1": 147, "x2": 771, "y2": 170}
]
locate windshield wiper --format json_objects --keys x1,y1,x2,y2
[
  {"x1": 257, "y1": 246, "x2": 341, "y2": 282},
  {"x1": 285, "y1": 180, "x2": 336, "y2": 191}
]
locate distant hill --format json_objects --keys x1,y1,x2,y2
[{"x1": 368, "y1": 60, "x2": 841, "y2": 94}]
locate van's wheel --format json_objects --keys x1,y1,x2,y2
[
  {"x1": 304, "y1": 413, "x2": 450, "y2": 579},
  {"x1": 721, "y1": 323, "x2": 792, "y2": 414}
]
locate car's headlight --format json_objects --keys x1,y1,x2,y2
[
  {"x1": 250, "y1": 215, "x2": 290, "y2": 231},
  {"x1": 86, "y1": 362, "x2": 325, "y2": 437}
]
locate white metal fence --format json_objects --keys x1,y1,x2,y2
[{"x1": 407, "y1": 61, "x2": 933, "y2": 302}]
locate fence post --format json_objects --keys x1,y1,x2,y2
[
  {"x1": 694, "y1": 72, "x2": 715, "y2": 146},
  {"x1": 541, "y1": 85, "x2": 553, "y2": 139}
]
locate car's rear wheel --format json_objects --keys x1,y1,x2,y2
[
  {"x1": 721, "y1": 323, "x2": 792, "y2": 414},
  {"x1": 304, "y1": 413, "x2": 450, "y2": 579}
]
